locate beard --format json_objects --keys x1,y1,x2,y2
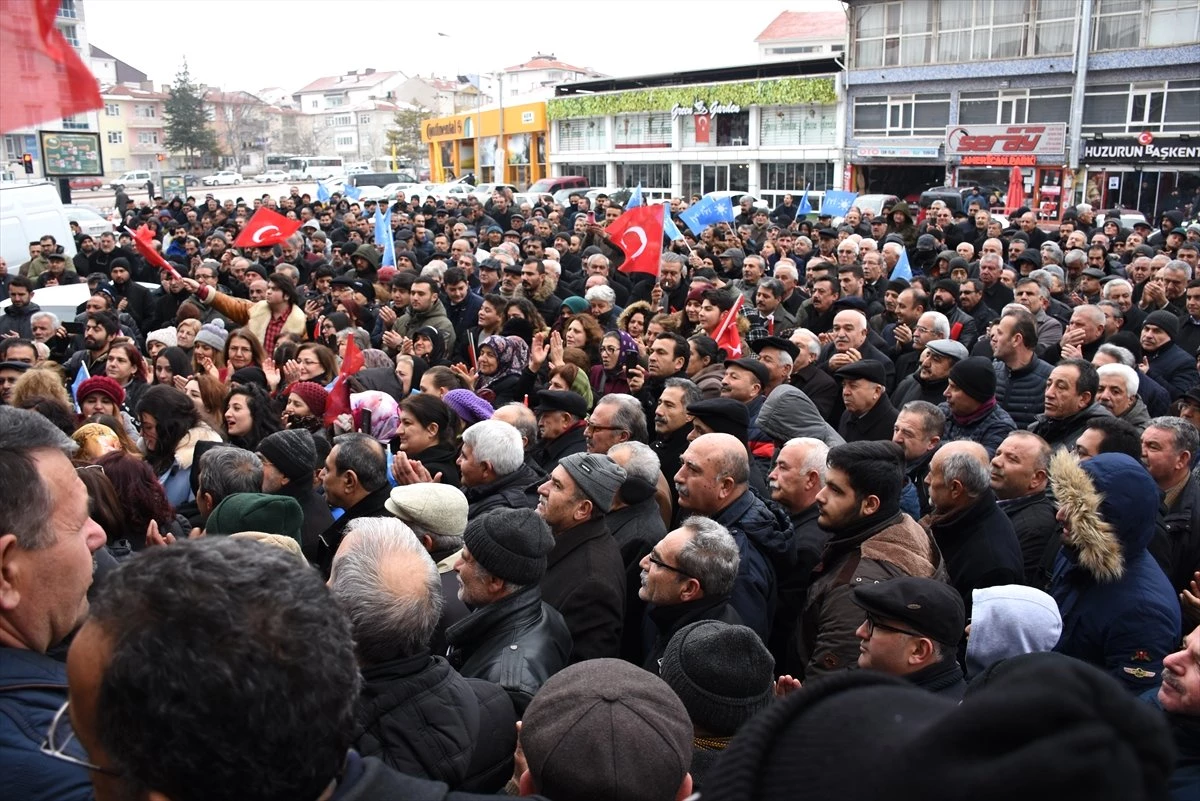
[{"x1": 932, "y1": 298, "x2": 954, "y2": 314}]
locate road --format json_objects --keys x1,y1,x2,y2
[{"x1": 67, "y1": 180, "x2": 323, "y2": 216}]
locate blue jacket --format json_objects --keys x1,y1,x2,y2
[
  {"x1": 0, "y1": 648, "x2": 93, "y2": 801},
  {"x1": 1146, "y1": 341, "x2": 1200, "y2": 400},
  {"x1": 713, "y1": 489, "x2": 796, "y2": 639},
  {"x1": 993, "y1": 356, "x2": 1053, "y2": 428},
  {"x1": 1050, "y1": 453, "x2": 1180, "y2": 693}
]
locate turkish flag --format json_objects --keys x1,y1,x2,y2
[
  {"x1": 128, "y1": 225, "x2": 178, "y2": 278},
  {"x1": 322, "y1": 335, "x2": 365, "y2": 427},
  {"x1": 607, "y1": 205, "x2": 664, "y2": 276},
  {"x1": 234, "y1": 207, "x2": 302, "y2": 249},
  {"x1": 713, "y1": 293, "x2": 744, "y2": 359},
  {"x1": 0, "y1": 0, "x2": 102, "y2": 134},
  {"x1": 694, "y1": 114, "x2": 710, "y2": 145}
]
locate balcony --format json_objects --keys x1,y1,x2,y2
[
  {"x1": 126, "y1": 116, "x2": 161, "y2": 128},
  {"x1": 129, "y1": 142, "x2": 163, "y2": 155}
]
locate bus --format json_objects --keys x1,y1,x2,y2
[
  {"x1": 265, "y1": 153, "x2": 295, "y2": 170},
  {"x1": 287, "y1": 156, "x2": 344, "y2": 181}
]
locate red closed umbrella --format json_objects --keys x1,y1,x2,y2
[{"x1": 1006, "y1": 166, "x2": 1026, "y2": 214}]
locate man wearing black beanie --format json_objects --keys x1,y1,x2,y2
[
  {"x1": 258, "y1": 429, "x2": 332, "y2": 562},
  {"x1": 940, "y1": 356, "x2": 1017, "y2": 457},
  {"x1": 790, "y1": 441, "x2": 943, "y2": 680}
]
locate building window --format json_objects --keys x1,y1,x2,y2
[
  {"x1": 1093, "y1": 0, "x2": 1199, "y2": 50},
  {"x1": 614, "y1": 113, "x2": 671, "y2": 149},
  {"x1": 958, "y1": 87, "x2": 1072, "y2": 125},
  {"x1": 138, "y1": 131, "x2": 158, "y2": 145},
  {"x1": 111, "y1": 158, "x2": 125, "y2": 171},
  {"x1": 768, "y1": 45, "x2": 823, "y2": 54},
  {"x1": 1034, "y1": 0, "x2": 1077, "y2": 54},
  {"x1": 61, "y1": 113, "x2": 88, "y2": 130},
  {"x1": 616, "y1": 163, "x2": 671, "y2": 190},
  {"x1": 134, "y1": 105, "x2": 156, "y2": 118},
  {"x1": 1148, "y1": 0, "x2": 1200, "y2": 46},
  {"x1": 310, "y1": 100, "x2": 318, "y2": 109},
  {"x1": 556, "y1": 119, "x2": 607, "y2": 152},
  {"x1": 853, "y1": 94, "x2": 949, "y2": 137},
  {"x1": 104, "y1": 103, "x2": 120, "y2": 116},
  {"x1": 759, "y1": 106, "x2": 838, "y2": 147},
  {"x1": 58, "y1": 0, "x2": 77, "y2": 18},
  {"x1": 359, "y1": 114, "x2": 371, "y2": 125},
  {"x1": 107, "y1": 131, "x2": 123, "y2": 144},
  {"x1": 557, "y1": 163, "x2": 607, "y2": 187},
  {"x1": 331, "y1": 114, "x2": 352, "y2": 127},
  {"x1": 335, "y1": 135, "x2": 354, "y2": 147},
  {"x1": 1082, "y1": 80, "x2": 1200, "y2": 133},
  {"x1": 760, "y1": 162, "x2": 835, "y2": 194},
  {"x1": 853, "y1": 1, "x2": 933, "y2": 68},
  {"x1": 58, "y1": 23, "x2": 79, "y2": 46},
  {"x1": 327, "y1": 96, "x2": 345, "y2": 107}
]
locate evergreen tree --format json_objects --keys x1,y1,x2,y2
[
  {"x1": 164, "y1": 61, "x2": 219, "y2": 167},
  {"x1": 385, "y1": 105, "x2": 432, "y2": 170}
]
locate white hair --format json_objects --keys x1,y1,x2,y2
[
  {"x1": 30, "y1": 311, "x2": 59, "y2": 328},
  {"x1": 585, "y1": 285, "x2": 616, "y2": 305},
  {"x1": 1102, "y1": 278, "x2": 1132, "y2": 298},
  {"x1": 920, "y1": 311, "x2": 951, "y2": 338},
  {"x1": 781, "y1": 437, "x2": 829, "y2": 483},
  {"x1": 774, "y1": 260, "x2": 798, "y2": 280},
  {"x1": 882, "y1": 242, "x2": 903, "y2": 258},
  {"x1": 542, "y1": 260, "x2": 562, "y2": 279},
  {"x1": 1097, "y1": 363, "x2": 1138, "y2": 397},
  {"x1": 461, "y1": 419, "x2": 524, "y2": 476},
  {"x1": 421, "y1": 260, "x2": 447, "y2": 281},
  {"x1": 609, "y1": 440, "x2": 660, "y2": 485}
]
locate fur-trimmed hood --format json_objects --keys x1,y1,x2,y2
[{"x1": 1049, "y1": 451, "x2": 1158, "y2": 583}]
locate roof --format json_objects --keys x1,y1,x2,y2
[
  {"x1": 504, "y1": 54, "x2": 599, "y2": 75},
  {"x1": 203, "y1": 89, "x2": 267, "y2": 106},
  {"x1": 754, "y1": 10, "x2": 847, "y2": 43},
  {"x1": 88, "y1": 43, "x2": 149, "y2": 85},
  {"x1": 100, "y1": 84, "x2": 167, "y2": 101},
  {"x1": 556, "y1": 58, "x2": 841, "y2": 96},
  {"x1": 294, "y1": 70, "x2": 403, "y2": 95}
]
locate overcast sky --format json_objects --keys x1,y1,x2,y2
[{"x1": 86, "y1": 0, "x2": 845, "y2": 94}]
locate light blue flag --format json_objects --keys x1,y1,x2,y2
[
  {"x1": 661, "y1": 204, "x2": 684, "y2": 241},
  {"x1": 821, "y1": 190, "x2": 859, "y2": 217},
  {"x1": 374, "y1": 204, "x2": 391, "y2": 245},
  {"x1": 316, "y1": 182, "x2": 331, "y2": 203},
  {"x1": 891, "y1": 247, "x2": 913, "y2": 282},
  {"x1": 797, "y1": 183, "x2": 813, "y2": 216},
  {"x1": 71, "y1": 362, "x2": 90, "y2": 412},
  {"x1": 381, "y1": 230, "x2": 396, "y2": 268},
  {"x1": 627, "y1": 184, "x2": 643, "y2": 209},
  {"x1": 712, "y1": 194, "x2": 736, "y2": 222},
  {"x1": 678, "y1": 197, "x2": 711, "y2": 234},
  {"x1": 342, "y1": 182, "x2": 362, "y2": 200}
]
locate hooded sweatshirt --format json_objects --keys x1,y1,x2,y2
[
  {"x1": 756, "y1": 384, "x2": 845, "y2": 448},
  {"x1": 965, "y1": 584, "x2": 1063, "y2": 678}
]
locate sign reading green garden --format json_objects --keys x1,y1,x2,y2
[
  {"x1": 547, "y1": 77, "x2": 836, "y2": 120},
  {"x1": 38, "y1": 130, "x2": 104, "y2": 177}
]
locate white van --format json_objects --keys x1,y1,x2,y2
[
  {"x1": 109, "y1": 170, "x2": 152, "y2": 190},
  {"x1": 0, "y1": 181, "x2": 77, "y2": 273}
]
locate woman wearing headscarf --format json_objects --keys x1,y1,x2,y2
[
  {"x1": 589, "y1": 330, "x2": 640, "y2": 398},
  {"x1": 411, "y1": 324, "x2": 449, "y2": 366},
  {"x1": 464, "y1": 334, "x2": 528, "y2": 408}
]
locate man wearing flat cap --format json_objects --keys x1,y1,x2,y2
[
  {"x1": 836, "y1": 360, "x2": 899, "y2": 443},
  {"x1": 536, "y1": 452, "x2": 629, "y2": 663},
  {"x1": 852, "y1": 576, "x2": 967, "y2": 699},
  {"x1": 529, "y1": 389, "x2": 588, "y2": 473},
  {"x1": 687, "y1": 398, "x2": 750, "y2": 442},
  {"x1": 892, "y1": 338, "x2": 968, "y2": 408},
  {"x1": 721, "y1": 357, "x2": 774, "y2": 471}
]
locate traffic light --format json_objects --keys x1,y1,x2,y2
[
  {"x1": 21, "y1": 153, "x2": 33, "y2": 174},
  {"x1": 156, "y1": 153, "x2": 165, "y2": 162}
]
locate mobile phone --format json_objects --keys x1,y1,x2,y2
[
  {"x1": 63, "y1": 321, "x2": 84, "y2": 335},
  {"x1": 586, "y1": 211, "x2": 596, "y2": 225},
  {"x1": 623, "y1": 351, "x2": 640, "y2": 371}
]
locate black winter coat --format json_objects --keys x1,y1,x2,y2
[
  {"x1": 1149, "y1": 474, "x2": 1200, "y2": 602},
  {"x1": 1028, "y1": 402, "x2": 1112, "y2": 452},
  {"x1": 353, "y1": 652, "x2": 516, "y2": 793},
  {"x1": 999, "y1": 491, "x2": 1060, "y2": 589},
  {"x1": 926, "y1": 490, "x2": 1024, "y2": 621},
  {"x1": 528, "y1": 424, "x2": 586, "y2": 474},
  {"x1": 316, "y1": 485, "x2": 392, "y2": 578},
  {"x1": 607, "y1": 498, "x2": 667, "y2": 663},
  {"x1": 463, "y1": 463, "x2": 540, "y2": 519},
  {"x1": 994, "y1": 356, "x2": 1054, "y2": 429},
  {"x1": 274, "y1": 480, "x2": 334, "y2": 564},
  {"x1": 712, "y1": 489, "x2": 797, "y2": 640},
  {"x1": 446, "y1": 586, "x2": 571, "y2": 716},
  {"x1": 838, "y1": 395, "x2": 899, "y2": 444},
  {"x1": 540, "y1": 516, "x2": 626, "y2": 663}
]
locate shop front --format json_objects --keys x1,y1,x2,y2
[
  {"x1": 1080, "y1": 134, "x2": 1200, "y2": 222},
  {"x1": 945, "y1": 123, "x2": 1070, "y2": 220},
  {"x1": 421, "y1": 102, "x2": 549, "y2": 188},
  {"x1": 847, "y1": 144, "x2": 946, "y2": 199}
]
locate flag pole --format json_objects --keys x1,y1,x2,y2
[{"x1": 711, "y1": 293, "x2": 744, "y2": 346}]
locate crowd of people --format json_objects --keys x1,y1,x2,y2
[{"x1": 1, "y1": 183, "x2": 1199, "y2": 800}]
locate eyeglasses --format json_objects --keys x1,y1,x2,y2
[
  {"x1": 863, "y1": 615, "x2": 923, "y2": 639},
  {"x1": 76, "y1": 464, "x2": 105, "y2": 475},
  {"x1": 600, "y1": 345, "x2": 620, "y2": 355},
  {"x1": 584, "y1": 419, "x2": 627, "y2": 433},
  {"x1": 647, "y1": 551, "x2": 698, "y2": 581},
  {"x1": 41, "y1": 701, "x2": 122, "y2": 776}
]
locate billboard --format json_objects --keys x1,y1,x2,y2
[
  {"x1": 945, "y1": 124, "x2": 1067, "y2": 163},
  {"x1": 38, "y1": 130, "x2": 104, "y2": 177}
]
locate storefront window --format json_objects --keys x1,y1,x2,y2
[
  {"x1": 616, "y1": 163, "x2": 671, "y2": 191},
  {"x1": 558, "y1": 163, "x2": 607, "y2": 187},
  {"x1": 759, "y1": 162, "x2": 835, "y2": 195},
  {"x1": 556, "y1": 119, "x2": 607, "y2": 151},
  {"x1": 614, "y1": 113, "x2": 671, "y2": 149}
]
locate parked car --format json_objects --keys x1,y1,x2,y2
[
  {"x1": 851, "y1": 194, "x2": 902, "y2": 219},
  {"x1": 108, "y1": 170, "x2": 152, "y2": 190},
  {"x1": 183, "y1": 174, "x2": 200, "y2": 187},
  {"x1": 202, "y1": 171, "x2": 243, "y2": 186},
  {"x1": 1099, "y1": 208, "x2": 1148, "y2": 229},
  {"x1": 65, "y1": 204, "x2": 114, "y2": 238},
  {"x1": 530, "y1": 175, "x2": 589, "y2": 196},
  {"x1": 68, "y1": 177, "x2": 103, "y2": 192},
  {"x1": 349, "y1": 172, "x2": 418, "y2": 189},
  {"x1": 254, "y1": 170, "x2": 290, "y2": 184},
  {"x1": 470, "y1": 183, "x2": 518, "y2": 202}
]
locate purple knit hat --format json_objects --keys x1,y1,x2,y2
[{"x1": 443, "y1": 388, "x2": 495, "y2": 426}]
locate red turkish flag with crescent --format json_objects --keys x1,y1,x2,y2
[
  {"x1": 694, "y1": 114, "x2": 711, "y2": 144},
  {"x1": 606, "y1": 205, "x2": 664, "y2": 276},
  {"x1": 713, "y1": 293, "x2": 744, "y2": 359},
  {"x1": 0, "y1": 0, "x2": 102, "y2": 134},
  {"x1": 129, "y1": 225, "x2": 178, "y2": 278},
  {"x1": 234, "y1": 207, "x2": 302, "y2": 249}
]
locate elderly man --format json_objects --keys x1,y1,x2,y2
[
  {"x1": 822, "y1": 309, "x2": 896, "y2": 392},
  {"x1": 940, "y1": 356, "x2": 1017, "y2": 456},
  {"x1": 1014, "y1": 277, "x2": 1063, "y2": 358},
  {"x1": 1096, "y1": 363, "x2": 1151, "y2": 431},
  {"x1": 990, "y1": 431, "x2": 1058, "y2": 587},
  {"x1": 585, "y1": 393, "x2": 647, "y2": 455},
  {"x1": 1141, "y1": 311, "x2": 1200, "y2": 401},
  {"x1": 674, "y1": 433, "x2": 795, "y2": 640},
  {"x1": 886, "y1": 287, "x2": 928, "y2": 361},
  {"x1": 892, "y1": 338, "x2": 967, "y2": 407},
  {"x1": 457, "y1": 419, "x2": 542, "y2": 517},
  {"x1": 316, "y1": 433, "x2": 392, "y2": 577},
  {"x1": 1142, "y1": 417, "x2": 1200, "y2": 605},
  {"x1": 789, "y1": 327, "x2": 839, "y2": 422},
  {"x1": 924, "y1": 441, "x2": 1024, "y2": 620},
  {"x1": 0, "y1": 409, "x2": 106, "y2": 801},
  {"x1": 892, "y1": 400, "x2": 944, "y2": 519},
  {"x1": 1029, "y1": 358, "x2": 1112, "y2": 452},
  {"x1": 653, "y1": 377, "x2": 699, "y2": 486},
  {"x1": 328, "y1": 518, "x2": 518, "y2": 792},
  {"x1": 1045, "y1": 304, "x2": 1107, "y2": 364},
  {"x1": 447, "y1": 508, "x2": 571, "y2": 715},
  {"x1": 529, "y1": 389, "x2": 588, "y2": 472},
  {"x1": 721, "y1": 357, "x2": 774, "y2": 470},
  {"x1": 836, "y1": 360, "x2": 899, "y2": 443},
  {"x1": 638, "y1": 517, "x2": 742, "y2": 672},
  {"x1": 537, "y1": 452, "x2": 628, "y2": 663},
  {"x1": 992, "y1": 307, "x2": 1054, "y2": 428},
  {"x1": 852, "y1": 577, "x2": 967, "y2": 699}
]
